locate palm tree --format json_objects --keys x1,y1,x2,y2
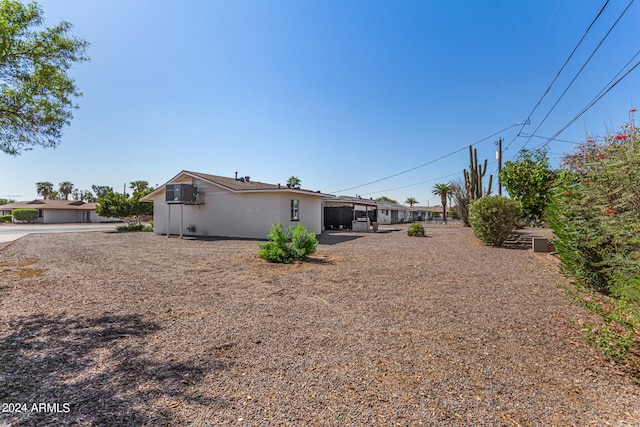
[
  {"x1": 287, "y1": 176, "x2": 301, "y2": 188},
  {"x1": 405, "y1": 197, "x2": 418, "y2": 207},
  {"x1": 35, "y1": 181, "x2": 54, "y2": 199},
  {"x1": 129, "y1": 180, "x2": 150, "y2": 194},
  {"x1": 432, "y1": 183, "x2": 453, "y2": 224},
  {"x1": 59, "y1": 181, "x2": 74, "y2": 200}
]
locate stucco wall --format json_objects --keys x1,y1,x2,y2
[
  {"x1": 43, "y1": 209, "x2": 82, "y2": 224},
  {"x1": 152, "y1": 181, "x2": 323, "y2": 239}
]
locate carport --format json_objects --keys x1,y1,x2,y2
[{"x1": 323, "y1": 196, "x2": 378, "y2": 232}]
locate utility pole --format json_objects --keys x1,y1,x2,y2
[{"x1": 496, "y1": 137, "x2": 503, "y2": 196}]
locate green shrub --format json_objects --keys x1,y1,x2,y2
[
  {"x1": 468, "y1": 196, "x2": 521, "y2": 246},
  {"x1": 0, "y1": 215, "x2": 12, "y2": 223},
  {"x1": 12, "y1": 208, "x2": 38, "y2": 223},
  {"x1": 116, "y1": 223, "x2": 144, "y2": 232},
  {"x1": 407, "y1": 223, "x2": 425, "y2": 237},
  {"x1": 548, "y1": 136, "x2": 640, "y2": 302},
  {"x1": 258, "y1": 223, "x2": 317, "y2": 263}
]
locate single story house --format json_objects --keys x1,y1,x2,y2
[
  {"x1": 375, "y1": 201, "x2": 413, "y2": 224},
  {"x1": 0, "y1": 199, "x2": 109, "y2": 223},
  {"x1": 411, "y1": 205, "x2": 452, "y2": 221},
  {"x1": 140, "y1": 170, "x2": 332, "y2": 239},
  {"x1": 323, "y1": 196, "x2": 378, "y2": 231}
]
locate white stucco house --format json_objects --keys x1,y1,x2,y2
[
  {"x1": 140, "y1": 170, "x2": 332, "y2": 239},
  {"x1": 375, "y1": 201, "x2": 413, "y2": 224},
  {"x1": 0, "y1": 199, "x2": 109, "y2": 224}
]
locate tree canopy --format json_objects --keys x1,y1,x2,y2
[
  {"x1": 1, "y1": 0, "x2": 89, "y2": 155},
  {"x1": 376, "y1": 196, "x2": 398, "y2": 204},
  {"x1": 499, "y1": 149, "x2": 556, "y2": 223},
  {"x1": 286, "y1": 176, "x2": 301, "y2": 188}
]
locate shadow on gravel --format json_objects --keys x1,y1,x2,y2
[
  {"x1": 0, "y1": 313, "x2": 229, "y2": 426},
  {"x1": 318, "y1": 233, "x2": 364, "y2": 245}
]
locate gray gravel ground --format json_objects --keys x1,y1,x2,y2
[{"x1": 0, "y1": 225, "x2": 639, "y2": 426}]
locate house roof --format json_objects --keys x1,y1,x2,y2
[
  {"x1": 375, "y1": 200, "x2": 413, "y2": 211},
  {"x1": 141, "y1": 170, "x2": 334, "y2": 201},
  {"x1": 0, "y1": 199, "x2": 97, "y2": 210},
  {"x1": 323, "y1": 196, "x2": 379, "y2": 207}
]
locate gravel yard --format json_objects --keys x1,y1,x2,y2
[{"x1": 1, "y1": 225, "x2": 639, "y2": 426}]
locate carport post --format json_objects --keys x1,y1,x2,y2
[
  {"x1": 167, "y1": 204, "x2": 170, "y2": 238},
  {"x1": 180, "y1": 204, "x2": 184, "y2": 239}
]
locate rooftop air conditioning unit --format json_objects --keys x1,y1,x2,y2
[{"x1": 166, "y1": 184, "x2": 197, "y2": 204}]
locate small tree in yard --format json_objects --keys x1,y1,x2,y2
[
  {"x1": 258, "y1": 223, "x2": 317, "y2": 263},
  {"x1": 468, "y1": 196, "x2": 521, "y2": 246},
  {"x1": 499, "y1": 149, "x2": 556, "y2": 225},
  {"x1": 97, "y1": 190, "x2": 152, "y2": 225}
]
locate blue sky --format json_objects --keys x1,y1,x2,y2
[{"x1": 2, "y1": 0, "x2": 639, "y2": 205}]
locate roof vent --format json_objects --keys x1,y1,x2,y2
[
  {"x1": 245, "y1": 176, "x2": 250, "y2": 182},
  {"x1": 239, "y1": 177, "x2": 245, "y2": 182}
]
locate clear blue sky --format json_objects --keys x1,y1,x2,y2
[{"x1": 2, "y1": 0, "x2": 639, "y2": 205}]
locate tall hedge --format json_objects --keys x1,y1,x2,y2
[
  {"x1": 12, "y1": 208, "x2": 38, "y2": 223},
  {"x1": 548, "y1": 136, "x2": 640, "y2": 302}
]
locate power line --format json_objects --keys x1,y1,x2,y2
[
  {"x1": 359, "y1": 172, "x2": 462, "y2": 196},
  {"x1": 518, "y1": 133, "x2": 581, "y2": 145},
  {"x1": 505, "y1": 0, "x2": 612, "y2": 152},
  {"x1": 331, "y1": 123, "x2": 522, "y2": 194},
  {"x1": 532, "y1": 55, "x2": 640, "y2": 153},
  {"x1": 521, "y1": 0, "x2": 635, "y2": 151}
]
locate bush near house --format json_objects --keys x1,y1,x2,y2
[
  {"x1": 258, "y1": 223, "x2": 317, "y2": 263},
  {"x1": 468, "y1": 196, "x2": 521, "y2": 246},
  {"x1": 11, "y1": 208, "x2": 38, "y2": 223},
  {"x1": 0, "y1": 215, "x2": 12, "y2": 223},
  {"x1": 407, "y1": 223, "x2": 425, "y2": 237}
]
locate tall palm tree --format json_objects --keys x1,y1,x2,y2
[
  {"x1": 35, "y1": 181, "x2": 54, "y2": 199},
  {"x1": 59, "y1": 181, "x2": 74, "y2": 200},
  {"x1": 287, "y1": 176, "x2": 301, "y2": 188},
  {"x1": 405, "y1": 197, "x2": 418, "y2": 207},
  {"x1": 432, "y1": 183, "x2": 453, "y2": 224},
  {"x1": 129, "y1": 180, "x2": 150, "y2": 194}
]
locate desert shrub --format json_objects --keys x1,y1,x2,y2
[
  {"x1": 12, "y1": 208, "x2": 38, "y2": 223},
  {"x1": 468, "y1": 196, "x2": 521, "y2": 246},
  {"x1": 116, "y1": 223, "x2": 144, "y2": 232},
  {"x1": 407, "y1": 223, "x2": 425, "y2": 237},
  {"x1": 258, "y1": 223, "x2": 317, "y2": 263},
  {"x1": 548, "y1": 135, "x2": 640, "y2": 302},
  {"x1": 0, "y1": 215, "x2": 12, "y2": 223}
]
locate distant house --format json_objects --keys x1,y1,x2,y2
[
  {"x1": 411, "y1": 205, "x2": 451, "y2": 221},
  {"x1": 375, "y1": 201, "x2": 413, "y2": 224},
  {"x1": 0, "y1": 199, "x2": 108, "y2": 223},
  {"x1": 140, "y1": 170, "x2": 332, "y2": 239}
]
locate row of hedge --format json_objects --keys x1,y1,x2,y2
[{"x1": 1, "y1": 208, "x2": 38, "y2": 223}]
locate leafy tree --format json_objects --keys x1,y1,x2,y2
[
  {"x1": 35, "y1": 181, "x2": 54, "y2": 199},
  {"x1": 0, "y1": 0, "x2": 89, "y2": 155},
  {"x1": 286, "y1": 176, "x2": 301, "y2": 188},
  {"x1": 499, "y1": 149, "x2": 556, "y2": 225},
  {"x1": 72, "y1": 189, "x2": 95, "y2": 202},
  {"x1": 48, "y1": 190, "x2": 60, "y2": 200},
  {"x1": 0, "y1": 198, "x2": 15, "y2": 205},
  {"x1": 432, "y1": 183, "x2": 453, "y2": 224},
  {"x1": 58, "y1": 181, "x2": 74, "y2": 200},
  {"x1": 376, "y1": 195, "x2": 398, "y2": 204},
  {"x1": 405, "y1": 197, "x2": 418, "y2": 207},
  {"x1": 97, "y1": 189, "x2": 153, "y2": 225},
  {"x1": 91, "y1": 185, "x2": 113, "y2": 199}
]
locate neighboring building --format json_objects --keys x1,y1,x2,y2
[
  {"x1": 411, "y1": 205, "x2": 451, "y2": 221},
  {"x1": 0, "y1": 199, "x2": 108, "y2": 223},
  {"x1": 375, "y1": 201, "x2": 413, "y2": 224},
  {"x1": 140, "y1": 170, "x2": 332, "y2": 239}
]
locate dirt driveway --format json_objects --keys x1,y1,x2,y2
[{"x1": 1, "y1": 225, "x2": 638, "y2": 426}]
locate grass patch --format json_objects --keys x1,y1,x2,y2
[{"x1": 0, "y1": 258, "x2": 38, "y2": 268}]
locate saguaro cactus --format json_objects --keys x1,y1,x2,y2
[{"x1": 463, "y1": 145, "x2": 493, "y2": 201}]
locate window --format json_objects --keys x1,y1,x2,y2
[{"x1": 291, "y1": 199, "x2": 299, "y2": 221}]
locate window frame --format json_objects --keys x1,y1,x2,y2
[{"x1": 290, "y1": 199, "x2": 299, "y2": 221}]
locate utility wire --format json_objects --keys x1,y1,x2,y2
[
  {"x1": 504, "y1": 0, "x2": 612, "y2": 151},
  {"x1": 331, "y1": 123, "x2": 522, "y2": 194},
  {"x1": 532, "y1": 54, "x2": 640, "y2": 152},
  {"x1": 520, "y1": 0, "x2": 635, "y2": 151},
  {"x1": 359, "y1": 172, "x2": 461, "y2": 196}
]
